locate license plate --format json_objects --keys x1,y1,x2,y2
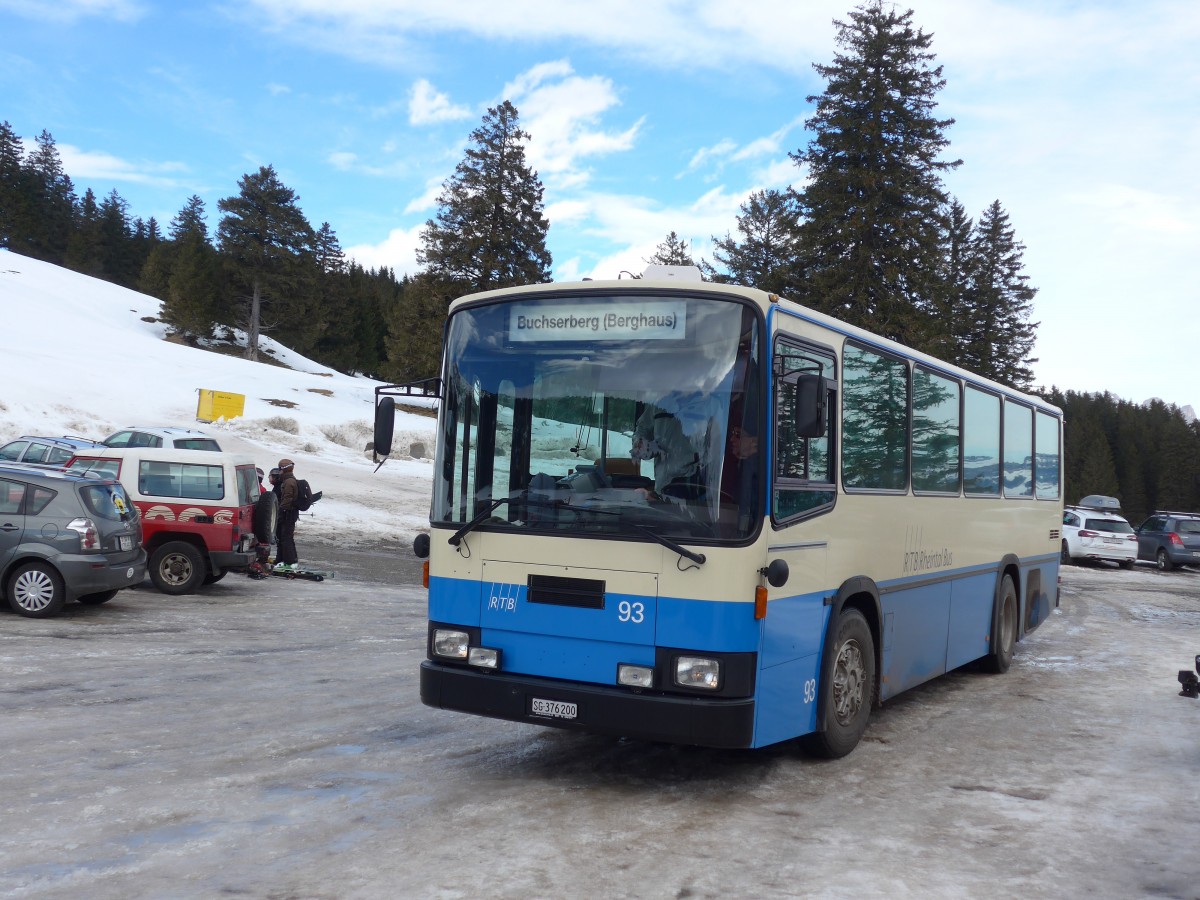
[
  {"x1": 531, "y1": 698, "x2": 577, "y2": 720},
  {"x1": 118, "y1": 535, "x2": 133, "y2": 551}
]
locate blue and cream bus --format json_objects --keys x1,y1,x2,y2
[{"x1": 374, "y1": 267, "x2": 1063, "y2": 757}]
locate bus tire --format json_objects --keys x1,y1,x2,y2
[
  {"x1": 803, "y1": 608, "x2": 875, "y2": 759},
  {"x1": 983, "y1": 575, "x2": 1017, "y2": 674}
]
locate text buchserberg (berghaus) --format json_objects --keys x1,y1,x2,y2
[{"x1": 514, "y1": 311, "x2": 679, "y2": 334}]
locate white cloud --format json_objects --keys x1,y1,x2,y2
[
  {"x1": 409, "y1": 79, "x2": 472, "y2": 125},
  {"x1": 345, "y1": 224, "x2": 424, "y2": 278},
  {"x1": 55, "y1": 144, "x2": 188, "y2": 187},
  {"x1": 403, "y1": 177, "x2": 444, "y2": 215},
  {"x1": 502, "y1": 60, "x2": 641, "y2": 189}
]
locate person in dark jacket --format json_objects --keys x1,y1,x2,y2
[{"x1": 274, "y1": 459, "x2": 300, "y2": 572}]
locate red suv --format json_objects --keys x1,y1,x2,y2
[{"x1": 67, "y1": 448, "x2": 276, "y2": 594}]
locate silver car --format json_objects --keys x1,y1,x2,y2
[{"x1": 0, "y1": 463, "x2": 146, "y2": 617}]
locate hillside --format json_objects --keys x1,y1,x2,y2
[{"x1": 0, "y1": 250, "x2": 437, "y2": 547}]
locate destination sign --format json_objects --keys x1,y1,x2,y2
[{"x1": 508, "y1": 301, "x2": 687, "y2": 342}]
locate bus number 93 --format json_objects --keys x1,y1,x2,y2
[{"x1": 617, "y1": 601, "x2": 645, "y2": 623}]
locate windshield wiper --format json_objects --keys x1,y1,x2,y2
[
  {"x1": 447, "y1": 498, "x2": 510, "y2": 546},
  {"x1": 447, "y1": 496, "x2": 706, "y2": 567},
  {"x1": 531, "y1": 500, "x2": 707, "y2": 567}
]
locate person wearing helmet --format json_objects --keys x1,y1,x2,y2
[{"x1": 274, "y1": 459, "x2": 300, "y2": 572}]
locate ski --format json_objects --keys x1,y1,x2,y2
[
  {"x1": 247, "y1": 563, "x2": 334, "y2": 582},
  {"x1": 267, "y1": 567, "x2": 333, "y2": 582}
]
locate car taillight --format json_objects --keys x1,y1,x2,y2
[
  {"x1": 67, "y1": 517, "x2": 100, "y2": 551},
  {"x1": 1078, "y1": 529, "x2": 1099, "y2": 538},
  {"x1": 1170, "y1": 533, "x2": 1184, "y2": 547},
  {"x1": 1127, "y1": 534, "x2": 1137, "y2": 542}
]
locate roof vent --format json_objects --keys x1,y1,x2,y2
[{"x1": 641, "y1": 264, "x2": 703, "y2": 281}]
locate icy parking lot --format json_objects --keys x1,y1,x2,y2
[{"x1": 1, "y1": 557, "x2": 1198, "y2": 899}]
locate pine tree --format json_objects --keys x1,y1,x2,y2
[
  {"x1": 24, "y1": 130, "x2": 77, "y2": 263},
  {"x1": 217, "y1": 166, "x2": 315, "y2": 360},
  {"x1": 64, "y1": 187, "x2": 104, "y2": 276},
  {"x1": 98, "y1": 189, "x2": 138, "y2": 287},
  {"x1": 418, "y1": 100, "x2": 552, "y2": 292},
  {"x1": 0, "y1": 121, "x2": 26, "y2": 250},
  {"x1": 701, "y1": 189, "x2": 801, "y2": 293},
  {"x1": 957, "y1": 200, "x2": 1038, "y2": 388},
  {"x1": 934, "y1": 198, "x2": 974, "y2": 364},
  {"x1": 154, "y1": 194, "x2": 224, "y2": 340},
  {"x1": 1071, "y1": 415, "x2": 1120, "y2": 502},
  {"x1": 384, "y1": 273, "x2": 451, "y2": 382},
  {"x1": 646, "y1": 230, "x2": 697, "y2": 267},
  {"x1": 791, "y1": 1, "x2": 960, "y2": 351}
]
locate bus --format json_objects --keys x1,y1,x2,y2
[{"x1": 374, "y1": 266, "x2": 1063, "y2": 758}]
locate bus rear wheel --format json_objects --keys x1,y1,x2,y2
[
  {"x1": 803, "y1": 608, "x2": 875, "y2": 759},
  {"x1": 982, "y1": 575, "x2": 1017, "y2": 674}
]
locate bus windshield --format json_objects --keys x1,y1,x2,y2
[{"x1": 434, "y1": 293, "x2": 762, "y2": 543}]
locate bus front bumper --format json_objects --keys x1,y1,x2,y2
[{"x1": 420, "y1": 661, "x2": 756, "y2": 749}]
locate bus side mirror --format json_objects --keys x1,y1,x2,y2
[
  {"x1": 413, "y1": 532, "x2": 430, "y2": 559},
  {"x1": 794, "y1": 374, "x2": 827, "y2": 439},
  {"x1": 375, "y1": 397, "x2": 396, "y2": 457}
]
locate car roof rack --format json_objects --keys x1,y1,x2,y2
[
  {"x1": 1151, "y1": 510, "x2": 1200, "y2": 518},
  {"x1": 1075, "y1": 495, "x2": 1122, "y2": 513}
]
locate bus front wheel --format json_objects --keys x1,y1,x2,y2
[
  {"x1": 982, "y1": 575, "x2": 1017, "y2": 674},
  {"x1": 803, "y1": 608, "x2": 875, "y2": 759}
]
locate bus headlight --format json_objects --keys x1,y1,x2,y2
[
  {"x1": 468, "y1": 647, "x2": 500, "y2": 669},
  {"x1": 432, "y1": 629, "x2": 470, "y2": 659},
  {"x1": 617, "y1": 664, "x2": 654, "y2": 688},
  {"x1": 675, "y1": 656, "x2": 720, "y2": 690}
]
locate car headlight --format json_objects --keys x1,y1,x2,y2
[
  {"x1": 675, "y1": 656, "x2": 720, "y2": 690},
  {"x1": 468, "y1": 647, "x2": 500, "y2": 669},
  {"x1": 432, "y1": 629, "x2": 470, "y2": 659}
]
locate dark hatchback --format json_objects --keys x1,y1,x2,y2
[
  {"x1": 0, "y1": 463, "x2": 146, "y2": 617},
  {"x1": 1135, "y1": 512, "x2": 1200, "y2": 571}
]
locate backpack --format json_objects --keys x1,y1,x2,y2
[{"x1": 295, "y1": 478, "x2": 314, "y2": 511}]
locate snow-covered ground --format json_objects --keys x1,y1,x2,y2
[{"x1": 0, "y1": 250, "x2": 438, "y2": 547}]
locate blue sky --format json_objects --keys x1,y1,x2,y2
[{"x1": 2, "y1": 0, "x2": 1197, "y2": 410}]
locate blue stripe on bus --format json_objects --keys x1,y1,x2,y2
[{"x1": 430, "y1": 553, "x2": 1059, "y2": 747}]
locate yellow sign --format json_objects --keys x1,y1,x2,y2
[{"x1": 196, "y1": 389, "x2": 246, "y2": 423}]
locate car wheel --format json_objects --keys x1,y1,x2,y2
[
  {"x1": 982, "y1": 575, "x2": 1018, "y2": 674},
  {"x1": 801, "y1": 608, "x2": 875, "y2": 759},
  {"x1": 1156, "y1": 548, "x2": 1174, "y2": 572},
  {"x1": 1060, "y1": 540, "x2": 1073, "y2": 565},
  {"x1": 7, "y1": 561, "x2": 67, "y2": 618},
  {"x1": 78, "y1": 589, "x2": 119, "y2": 605},
  {"x1": 149, "y1": 541, "x2": 206, "y2": 595},
  {"x1": 253, "y1": 491, "x2": 278, "y2": 544}
]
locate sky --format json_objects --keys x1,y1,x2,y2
[{"x1": 1, "y1": 0, "x2": 1197, "y2": 411}]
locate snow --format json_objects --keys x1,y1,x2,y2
[{"x1": 0, "y1": 249, "x2": 438, "y2": 548}]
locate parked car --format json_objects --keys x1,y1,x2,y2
[
  {"x1": 1061, "y1": 495, "x2": 1137, "y2": 568},
  {"x1": 103, "y1": 427, "x2": 221, "y2": 452},
  {"x1": 0, "y1": 462, "x2": 145, "y2": 617},
  {"x1": 0, "y1": 435, "x2": 105, "y2": 467},
  {"x1": 1135, "y1": 511, "x2": 1200, "y2": 571},
  {"x1": 66, "y1": 447, "x2": 275, "y2": 594}
]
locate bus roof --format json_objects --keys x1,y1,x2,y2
[{"x1": 447, "y1": 277, "x2": 1062, "y2": 416}]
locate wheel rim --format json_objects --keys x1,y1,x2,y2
[
  {"x1": 832, "y1": 638, "x2": 866, "y2": 726},
  {"x1": 1157, "y1": 550, "x2": 1167, "y2": 570},
  {"x1": 159, "y1": 552, "x2": 195, "y2": 587},
  {"x1": 1000, "y1": 592, "x2": 1016, "y2": 653},
  {"x1": 14, "y1": 569, "x2": 56, "y2": 612}
]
